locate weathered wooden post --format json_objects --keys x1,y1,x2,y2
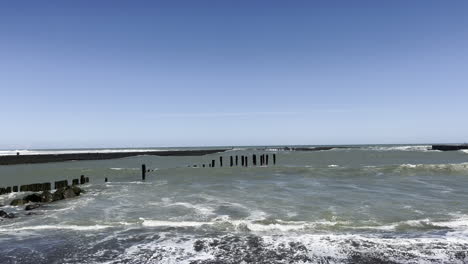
[
  {"x1": 230, "y1": 156, "x2": 233, "y2": 167},
  {"x1": 220, "y1": 157, "x2": 223, "y2": 167},
  {"x1": 253, "y1": 154, "x2": 257, "y2": 166},
  {"x1": 273, "y1": 154, "x2": 276, "y2": 165},
  {"x1": 43, "y1": 182, "x2": 51, "y2": 191},
  {"x1": 85, "y1": 177, "x2": 89, "y2": 183},
  {"x1": 105, "y1": 177, "x2": 108, "y2": 182},
  {"x1": 80, "y1": 175, "x2": 86, "y2": 184},
  {"x1": 6, "y1": 187, "x2": 11, "y2": 193},
  {"x1": 142, "y1": 164, "x2": 146, "y2": 181},
  {"x1": 266, "y1": 154, "x2": 269, "y2": 166},
  {"x1": 13, "y1": 186, "x2": 18, "y2": 192},
  {"x1": 241, "y1": 156, "x2": 245, "y2": 166},
  {"x1": 245, "y1": 156, "x2": 248, "y2": 167},
  {"x1": 72, "y1": 179, "x2": 79, "y2": 185},
  {"x1": 212, "y1": 160, "x2": 215, "y2": 167},
  {"x1": 236, "y1": 155, "x2": 239, "y2": 166},
  {"x1": 260, "y1": 154, "x2": 263, "y2": 166},
  {"x1": 203, "y1": 164, "x2": 206, "y2": 168}
]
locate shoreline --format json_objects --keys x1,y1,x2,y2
[{"x1": 0, "y1": 149, "x2": 229, "y2": 165}]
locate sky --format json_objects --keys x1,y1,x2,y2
[{"x1": 0, "y1": 1, "x2": 467, "y2": 149}]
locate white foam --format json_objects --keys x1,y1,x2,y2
[
  {"x1": 328, "y1": 164, "x2": 339, "y2": 168},
  {"x1": 140, "y1": 219, "x2": 213, "y2": 227},
  {"x1": 110, "y1": 168, "x2": 139, "y2": 171},
  {"x1": 398, "y1": 162, "x2": 468, "y2": 171},
  {"x1": 165, "y1": 202, "x2": 215, "y2": 216},
  {"x1": 365, "y1": 145, "x2": 431, "y2": 152}
]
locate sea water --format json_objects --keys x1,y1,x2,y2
[{"x1": 1, "y1": 145, "x2": 468, "y2": 263}]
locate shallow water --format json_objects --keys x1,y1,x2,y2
[{"x1": 1, "y1": 145, "x2": 468, "y2": 263}]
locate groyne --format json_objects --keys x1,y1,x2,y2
[
  {"x1": 0, "y1": 149, "x2": 229, "y2": 165},
  {"x1": 431, "y1": 144, "x2": 468, "y2": 151}
]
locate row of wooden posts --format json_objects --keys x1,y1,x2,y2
[
  {"x1": 138, "y1": 154, "x2": 277, "y2": 181},
  {"x1": 0, "y1": 175, "x2": 90, "y2": 195},
  {"x1": 201, "y1": 154, "x2": 276, "y2": 168}
]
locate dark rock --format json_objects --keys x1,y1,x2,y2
[
  {"x1": 24, "y1": 193, "x2": 42, "y2": 203},
  {"x1": 40, "y1": 190, "x2": 53, "y2": 203},
  {"x1": 52, "y1": 186, "x2": 81, "y2": 201},
  {"x1": 25, "y1": 204, "x2": 41, "y2": 211},
  {"x1": 25, "y1": 212, "x2": 40, "y2": 216},
  {"x1": 63, "y1": 188, "x2": 76, "y2": 199},
  {"x1": 52, "y1": 188, "x2": 66, "y2": 201},
  {"x1": 70, "y1": 186, "x2": 82, "y2": 196},
  {"x1": 10, "y1": 198, "x2": 27, "y2": 206},
  {"x1": 194, "y1": 240, "x2": 205, "y2": 252},
  {"x1": 0, "y1": 210, "x2": 15, "y2": 218}
]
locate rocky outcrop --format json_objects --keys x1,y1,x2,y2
[
  {"x1": 52, "y1": 186, "x2": 81, "y2": 201},
  {"x1": 9, "y1": 186, "x2": 83, "y2": 208}
]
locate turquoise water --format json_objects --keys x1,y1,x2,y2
[{"x1": 1, "y1": 145, "x2": 468, "y2": 263}]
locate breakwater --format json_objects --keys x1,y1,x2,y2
[
  {"x1": 432, "y1": 144, "x2": 468, "y2": 151},
  {"x1": 0, "y1": 149, "x2": 229, "y2": 165}
]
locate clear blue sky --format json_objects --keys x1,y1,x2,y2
[{"x1": 1, "y1": 1, "x2": 467, "y2": 149}]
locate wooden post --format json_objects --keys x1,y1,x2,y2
[
  {"x1": 80, "y1": 175, "x2": 86, "y2": 185},
  {"x1": 253, "y1": 154, "x2": 257, "y2": 166},
  {"x1": 72, "y1": 179, "x2": 79, "y2": 185},
  {"x1": 241, "y1": 156, "x2": 245, "y2": 166},
  {"x1": 230, "y1": 156, "x2": 233, "y2": 167},
  {"x1": 273, "y1": 154, "x2": 276, "y2": 165},
  {"x1": 142, "y1": 164, "x2": 146, "y2": 181},
  {"x1": 203, "y1": 164, "x2": 205, "y2": 168},
  {"x1": 6, "y1": 187, "x2": 11, "y2": 193},
  {"x1": 245, "y1": 156, "x2": 248, "y2": 167},
  {"x1": 212, "y1": 160, "x2": 215, "y2": 167},
  {"x1": 85, "y1": 177, "x2": 89, "y2": 183},
  {"x1": 220, "y1": 157, "x2": 223, "y2": 167},
  {"x1": 266, "y1": 154, "x2": 269, "y2": 165},
  {"x1": 13, "y1": 186, "x2": 18, "y2": 192},
  {"x1": 260, "y1": 154, "x2": 263, "y2": 166},
  {"x1": 105, "y1": 177, "x2": 108, "y2": 182},
  {"x1": 236, "y1": 155, "x2": 238, "y2": 166},
  {"x1": 43, "y1": 182, "x2": 51, "y2": 191}
]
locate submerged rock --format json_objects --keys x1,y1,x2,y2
[
  {"x1": 0, "y1": 210, "x2": 15, "y2": 219},
  {"x1": 25, "y1": 204, "x2": 42, "y2": 211}
]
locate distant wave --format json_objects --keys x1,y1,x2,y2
[
  {"x1": 362, "y1": 145, "x2": 432, "y2": 152},
  {"x1": 396, "y1": 162, "x2": 468, "y2": 172}
]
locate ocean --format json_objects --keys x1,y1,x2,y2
[{"x1": 1, "y1": 145, "x2": 468, "y2": 263}]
